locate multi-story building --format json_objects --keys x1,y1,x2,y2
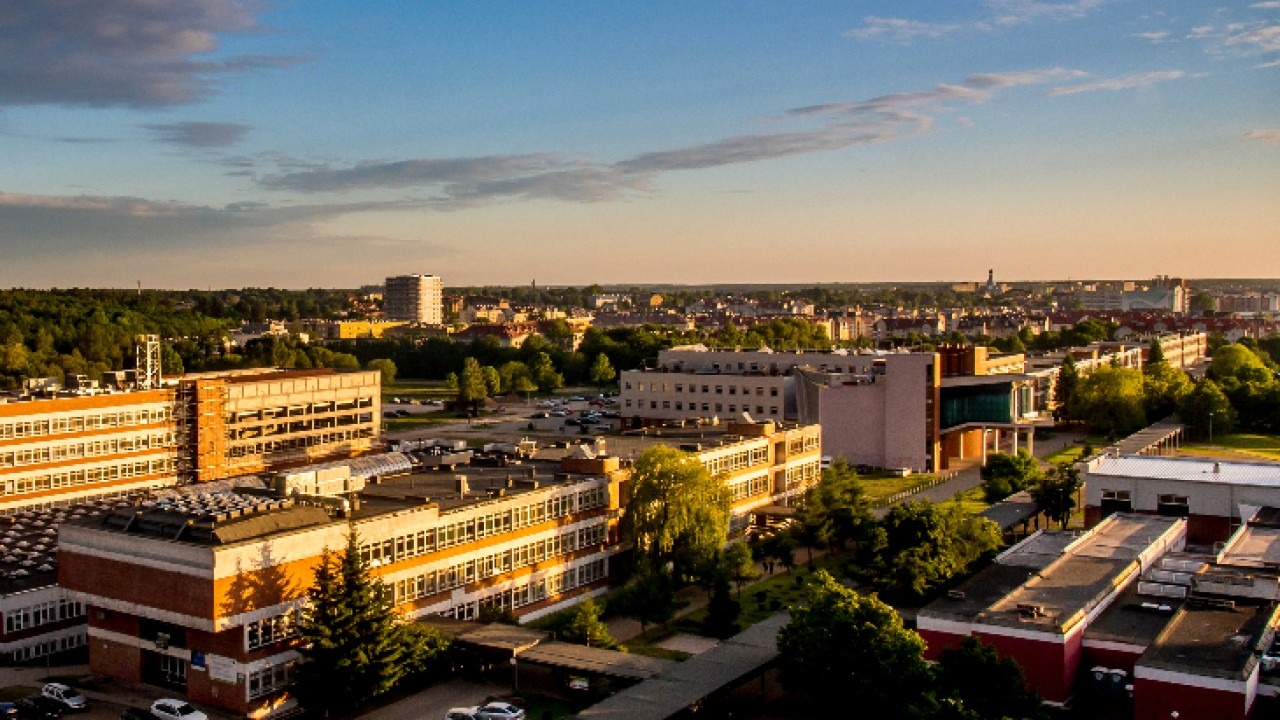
[
  {"x1": 384, "y1": 274, "x2": 443, "y2": 324},
  {"x1": 57, "y1": 419, "x2": 821, "y2": 717},
  {"x1": 624, "y1": 346, "x2": 1042, "y2": 473},
  {"x1": 1, "y1": 390, "x2": 178, "y2": 512},
  {"x1": 0, "y1": 367, "x2": 378, "y2": 666}
]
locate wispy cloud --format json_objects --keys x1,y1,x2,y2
[
  {"x1": 143, "y1": 121, "x2": 250, "y2": 148},
  {"x1": 846, "y1": 0, "x2": 1115, "y2": 43},
  {"x1": 258, "y1": 68, "x2": 1083, "y2": 207},
  {"x1": 844, "y1": 17, "x2": 964, "y2": 42},
  {"x1": 1132, "y1": 31, "x2": 1174, "y2": 44},
  {"x1": 0, "y1": 0, "x2": 307, "y2": 108},
  {"x1": 1047, "y1": 70, "x2": 1188, "y2": 95},
  {"x1": 1244, "y1": 129, "x2": 1280, "y2": 144},
  {"x1": 1226, "y1": 22, "x2": 1280, "y2": 52},
  {"x1": 1251, "y1": 2, "x2": 1280, "y2": 9}
]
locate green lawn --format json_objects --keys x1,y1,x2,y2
[
  {"x1": 1042, "y1": 436, "x2": 1109, "y2": 465},
  {"x1": 1180, "y1": 433, "x2": 1280, "y2": 463},
  {"x1": 947, "y1": 486, "x2": 991, "y2": 516},
  {"x1": 859, "y1": 472, "x2": 943, "y2": 504},
  {"x1": 382, "y1": 380, "x2": 453, "y2": 403}
]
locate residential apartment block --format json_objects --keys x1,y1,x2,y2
[{"x1": 383, "y1": 274, "x2": 444, "y2": 324}]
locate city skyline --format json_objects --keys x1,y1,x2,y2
[{"x1": 0, "y1": 1, "x2": 1277, "y2": 289}]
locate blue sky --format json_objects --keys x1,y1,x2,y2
[{"x1": 0, "y1": 1, "x2": 1276, "y2": 288}]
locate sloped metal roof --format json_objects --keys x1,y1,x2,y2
[{"x1": 1088, "y1": 456, "x2": 1280, "y2": 487}]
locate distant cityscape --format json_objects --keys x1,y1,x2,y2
[{"x1": 2, "y1": 272, "x2": 1279, "y2": 720}]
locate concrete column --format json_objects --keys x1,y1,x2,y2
[
  {"x1": 1012, "y1": 428, "x2": 1020, "y2": 455},
  {"x1": 1026, "y1": 429, "x2": 1034, "y2": 456},
  {"x1": 981, "y1": 428, "x2": 989, "y2": 466},
  {"x1": 992, "y1": 429, "x2": 1001, "y2": 453}
]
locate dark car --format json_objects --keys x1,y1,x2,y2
[
  {"x1": 14, "y1": 697, "x2": 63, "y2": 720},
  {"x1": 564, "y1": 418, "x2": 581, "y2": 426},
  {"x1": 119, "y1": 709, "x2": 152, "y2": 720}
]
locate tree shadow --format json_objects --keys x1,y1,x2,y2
[{"x1": 220, "y1": 542, "x2": 301, "y2": 619}]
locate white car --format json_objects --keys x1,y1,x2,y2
[
  {"x1": 41, "y1": 684, "x2": 87, "y2": 712},
  {"x1": 476, "y1": 702, "x2": 525, "y2": 720},
  {"x1": 150, "y1": 700, "x2": 207, "y2": 720},
  {"x1": 444, "y1": 709, "x2": 480, "y2": 720}
]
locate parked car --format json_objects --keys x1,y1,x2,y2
[
  {"x1": 149, "y1": 700, "x2": 207, "y2": 720},
  {"x1": 0, "y1": 702, "x2": 19, "y2": 720},
  {"x1": 529, "y1": 411, "x2": 549, "y2": 419},
  {"x1": 395, "y1": 409, "x2": 411, "y2": 417},
  {"x1": 476, "y1": 703, "x2": 525, "y2": 720},
  {"x1": 568, "y1": 395, "x2": 586, "y2": 402},
  {"x1": 119, "y1": 709, "x2": 152, "y2": 720},
  {"x1": 564, "y1": 418, "x2": 581, "y2": 426},
  {"x1": 549, "y1": 409, "x2": 569, "y2": 417},
  {"x1": 40, "y1": 685, "x2": 86, "y2": 713},
  {"x1": 444, "y1": 709, "x2": 480, "y2": 720},
  {"x1": 13, "y1": 697, "x2": 62, "y2": 720}
]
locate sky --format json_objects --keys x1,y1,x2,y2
[{"x1": 0, "y1": 1, "x2": 1277, "y2": 289}]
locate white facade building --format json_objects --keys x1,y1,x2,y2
[{"x1": 384, "y1": 274, "x2": 444, "y2": 324}]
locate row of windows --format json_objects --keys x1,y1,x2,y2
[
  {"x1": 0, "y1": 432, "x2": 173, "y2": 468},
  {"x1": 0, "y1": 407, "x2": 170, "y2": 440},
  {"x1": 361, "y1": 484, "x2": 608, "y2": 567},
  {"x1": 787, "y1": 434, "x2": 821, "y2": 454},
  {"x1": 729, "y1": 473, "x2": 771, "y2": 502},
  {"x1": 391, "y1": 521, "x2": 608, "y2": 604},
  {"x1": 246, "y1": 608, "x2": 300, "y2": 651},
  {"x1": 703, "y1": 445, "x2": 770, "y2": 477},
  {"x1": 628, "y1": 399, "x2": 781, "y2": 416},
  {"x1": 784, "y1": 461, "x2": 822, "y2": 490},
  {"x1": 248, "y1": 660, "x2": 294, "y2": 700},
  {"x1": 3, "y1": 599, "x2": 85, "y2": 633},
  {"x1": 6, "y1": 631, "x2": 86, "y2": 662},
  {"x1": 443, "y1": 558, "x2": 609, "y2": 621},
  {"x1": 0, "y1": 458, "x2": 175, "y2": 497},
  {"x1": 628, "y1": 382, "x2": 780, "y2": 397},
  {"x1": 228, "y1": 397, "x2": 375, "y2": 426},
  {"x1": 226, "y1": 427, "x2": 374, "y2": 459}
]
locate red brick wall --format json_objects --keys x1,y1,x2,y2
[
  {"x1": 60, "y1": 552, "x2": 214, "y2": 619},
  {"x1": 1134, "y1": 676, "x2": 1251, "y2": 720},
  {"x1": 919, "y1": 627, "x2": 967, "y2": 661},
  {"x1": 976, "y1": 630, "x2": 1079, "y2": 704},
  {"x1": 89, "y1": 636, "x2": 142, "y2": 683}
]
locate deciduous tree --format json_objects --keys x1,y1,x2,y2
[
  {"x1": 778, "y1": 571, "x2": 934, "y2": 719},
  {"x1": 621, "y1": 446, "x2": 732, "y2": 580}
]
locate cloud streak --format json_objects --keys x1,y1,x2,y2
[
  {"x1": 257, "y1": 69, "x2": 1083, "y2": 208},
  {"x1": 1046, "y1": 70, "x2": 1188, "y2": 95},
  {"x1": 1244, "y1": 129, "x2": 1280, "y2": 144},
  {"x1": 846, "y1": 0, "x2": 1116, "y2": 43},
  {"x1": 143, "y1": 121, "x2": 250, "y2": 148},
  {"x1": 0, "y1": 0, "x2": 306, "y2": 108}
]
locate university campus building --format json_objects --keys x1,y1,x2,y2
[
  {"x1": 0, "y1": 367, "x2": 379, "y2": 665},
  {"x1": 55, "y1": 420, "x2": 821, "y2": 717}
]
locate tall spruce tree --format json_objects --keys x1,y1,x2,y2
[{"x1": 295, "y1": 529, "x2": 407, "y2": 716}]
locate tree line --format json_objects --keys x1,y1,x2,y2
[{"x1": 1056, "y1": 338, "x2": 1280, "y2": 439}]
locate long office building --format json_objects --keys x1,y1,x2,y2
[
  {"x1": 384, "y1": 274, "x2": 444, "y2": 324},
  {"x1": 0, "y1": 368, "x2": 378, "y2": 666},
  {"x1": 56, "y1": 419, "x2": 821, "y2": 717}
]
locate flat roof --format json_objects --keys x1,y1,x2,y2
[
  {"x1": 1139, "y1": 600, "x2": 1277, "y2": 680},
  {"x1": 1219, "y1": 524, "x2": 1280, "y2": 569},
  {"x1": 518, "y1": 641, "x2": 675, "y2": 680},
  {"x1": 920, "y1": 515, "x2": 1184, "y2": 634},
  {"x1": 1087, "y1": 456, "x2": 1280, "y2": 487},
  {"x1": 572, "y1": 613, "x2": 787, "y2": 720},
  {"x1": 1109, "y1": 421, "x2": 1184, "y2": 456},
  {"x1": 1084, "y1": 582, "x2": 1187, "y2": 648}
]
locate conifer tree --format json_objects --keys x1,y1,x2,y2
[{"x1": 295, "y1": 529, "x2": 408, "y2": 716}]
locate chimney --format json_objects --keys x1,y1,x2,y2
[{"x1": 456, "y1": 475, "x2": 469, "y2": 498}]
